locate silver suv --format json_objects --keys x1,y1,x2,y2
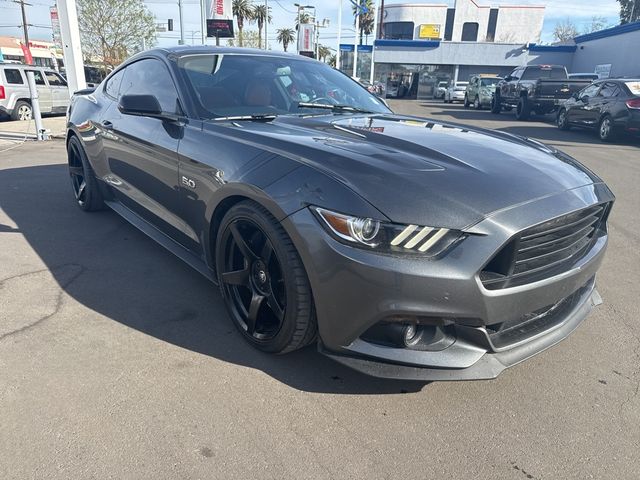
[{"x1": 0, "y1": 64, "x2": 70, "y2": 121}]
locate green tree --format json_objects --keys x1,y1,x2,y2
[
  {"x1": 232, "y1": 0, "x2": 255, "y2": 47},
  {"x1": 617, "y1": 0, "x2": 640, "y2": 23},
  {"x1": 317, "y1": 45, "x2": 331, "y2": 62},
  {"x1": 352, "y1": 0, "x2": 375, "y2": 45},
  {"x1": 327, "y1": 54, "x2": 336, "y2": 68},
  {"x1": 276, "y1": 28, "x2": 295, "y2": 52},
  {"x1": 252, "y1": 4, "x2": 272, "y2": 49},
  {"x1": 552, "y1": 19, "x2": 579, "y2": 42},
  {"x1": 77, "y1": 0, "x2": 156, "y2": 68}
]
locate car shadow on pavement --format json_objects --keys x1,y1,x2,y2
[{"x1": 0, "y1": 163, "x2": 427, "y2": 395}]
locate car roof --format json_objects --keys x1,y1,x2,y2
[{"x1": 141, "y1": 46, "x2": 315, "y2": 61}]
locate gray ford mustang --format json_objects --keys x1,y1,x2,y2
[{"x1": 66, "y1": 47, "x2": 614, "y2": 380}]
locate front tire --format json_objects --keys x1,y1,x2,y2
[
  {"x1": 216, "y1": 201, "x2": 317, "y2": 354},
  {"x1": 463, "y1": 95, "x2": 470, "y2": 108},
  {"x1": 557, "y1": 108, "x2": 571, "y2": 130},
  {"x1": 67, "y1": 135, "x2": 105, "y2": 211},
  {"x1": 491, "y1": 94, "x2": 501, "y2": 114},
  {"x1": 515, "y1": 97, "x2": 531, "y2": 121},
  {"x1": 474, "y1": 96, "x2": 481, "y2": 110}
]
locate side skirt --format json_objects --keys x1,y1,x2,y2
[{"x1": 104, "y1": 200, "x2": 217, "y2": 284}]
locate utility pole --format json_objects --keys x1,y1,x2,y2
[
  {"x1": 369, "y1": 0, "x2": 379, "y2": 83},
  {"x1": 353, "y1": 4, "x2": 360, "y2": 78},
  {"x1": 336, "y1": 0, "x2": 342, "y2": 69},
  {"x1": 178, "y1": 0, "x2": 185, "y2": 45},
  {"x1": 13, "y1": 0, "x2": 31, "y2": 49}
]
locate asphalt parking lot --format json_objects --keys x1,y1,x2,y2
[{"x1": 1, "y1": 102, "x2": 639, "y2": 479}]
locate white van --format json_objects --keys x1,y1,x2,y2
[{"x1": 0, "y1": 64, "x2": 70, "y2": 121}]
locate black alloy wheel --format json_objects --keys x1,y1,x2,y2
[
  {"x1": 216, "y1": 201, "x2": 316, "y2": 353},
  {"x1": 557, "y1": 108, "x2": 571, "y2": 130},
  {"x1": 67, "y1": 136, "x2": 104, "y2": 211}
]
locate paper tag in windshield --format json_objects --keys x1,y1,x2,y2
[{"x1": 626, "y1": 82, "x2": 640, "y2": 95}]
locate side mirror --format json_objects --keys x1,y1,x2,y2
[
  {"x1": 503, "y1": 76, "x2": 512, "y2": 82},
  {"x1": 571, "y1": 92, "x2": 579, "y2": 100},
  {"x1": 580, "y1": 94, "x2": 589, "y2": 102},
  {"x1": 118, "y1": 94, "x2": 162, "y2": 117}
]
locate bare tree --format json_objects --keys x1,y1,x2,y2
[
  {"x1": 553, "y1": 19, "x2": 579, "y2": 43},
  {"x1": 583, "y1": 16, "x2": 610, "y2": 34},
  {"x1": 77, "y1": 0, "x2": 156, "y2": 69}
]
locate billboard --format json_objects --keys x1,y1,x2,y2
[
  {"x1": 207, "y1": 19, "x2": 234, "y2": 38},
  {"x1": 418, "y1": 24, "x2": 441, "y2": 39},
  {"x1": 298, "y1": 23, "x2": 314, "y2": 53},
  {"x1": 206, "y1": 0, "x2": 232, "y2": 20}
]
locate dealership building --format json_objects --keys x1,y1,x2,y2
[{"x1": 339, "y1": 0, "x2": 640, "y2": 99}]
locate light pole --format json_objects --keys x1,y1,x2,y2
[
  {"x1": 315, "y1": 18, "x2": 329, "y2": 59},
  {"x1": 336, "y1": 0, "x2": 342, "y2": 69}
]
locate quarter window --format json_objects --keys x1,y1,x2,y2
[
  {"x1": 4, "y1": 69, "x2": 24, "y2": 84},
  {"x1": 104, "y1": 68, "x2": 125, "y2": 99},
  {"x1": 119, "y1": 59, "x2": 180, "y2": 114}
]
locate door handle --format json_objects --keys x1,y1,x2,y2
[{"x1": 101, "y1": 120, "x2": 113, "y2": 129}]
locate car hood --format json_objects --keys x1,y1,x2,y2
[{"x1": 205, "y1": 114, "x2": 602, "y2": 229}]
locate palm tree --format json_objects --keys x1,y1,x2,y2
[
  {"x1": 276, "y1": 28, "x2": 295, "y2": 52},
  {"x1": 317, "y1": 45, "x2": 331, "y2": 62},
  {"x1": 232, "y1": 0, "x2": 254, "y2": 47},
  {"x1": 295, "y1": 12, "x2": 312, "y2": 29},
  {"x1": 252, "y1": 4, "x2": 272, "y2": 49},
  {"x1": 352, "y1": 0, "x2": 375, "y2": 45},
  {"x1": 327, "y1": 54, "x2": 336, "y2": 68}
]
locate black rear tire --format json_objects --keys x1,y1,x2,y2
[
  {"x1": 216, "y1": 201, "x2": 317, "y2": 354},
  {"x1": 515, "y1": 97, "x2": 531, "y2": 121},
  {"x1": 11, "y1": 100, "x2": 32, "y2": 121},
  {"x1": 67, "y1": 135, "x2": 105, "y2": 211},
  {"x1": 463, "y1": 95, "x2": 470, "y2": 108},
  {"x1": 598, "y1": 115, "x2": 618, "y2": 142}
]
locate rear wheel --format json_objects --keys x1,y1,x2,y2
[
  {"x1": 216, "y1": 201, "x2": 317, "y2": 354},
  {"x1": 11, "y1": 100, "x2": 32, "y2": 121},
  {"x1": 67, "y1": 135, "x2": 105, "y2": 211},
  {"x1": 598, "y1": 115, "x2": 617, "y2": 142},
  {"x1": 463, "y1": 95, "x2": 470, "y2": 108},
  {"x1": 515, "y1": 97, "x2": 531, "y2": 121},
  {"x1": 557, "y1": 108, "x2": 571, "y2": 130}
]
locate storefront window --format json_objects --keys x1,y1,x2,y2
[{"x1": 373, "y1": 64, "x2": 454, "y2": 99}]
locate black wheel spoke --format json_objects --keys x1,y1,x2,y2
[
  {"x1": 246, "y1": 292, "x2": 265, "y2": 334},
  {"x1": 76, "y1": 181, "x2": 86, "y2": 200},
  {"x1": 221, "y1": 267, "x2": 250, "y2": 286},
  {"x1": 266, "y1": 293, "x2": 284, "y2": 322},
  {"x1": 230, "y1": 222, "x2": 258, "y2": 261}
]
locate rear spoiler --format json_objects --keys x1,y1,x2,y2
[{"x1": 73, "y1": 87, "x2": 96, "y2": 96}]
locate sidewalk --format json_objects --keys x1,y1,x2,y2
[{"x1": 0, "y1": 115, "x2": 66, "y2": 149}]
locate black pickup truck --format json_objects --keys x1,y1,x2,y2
[{"x1": 491, "y1": 65, "x2": 593, "y2": 120}]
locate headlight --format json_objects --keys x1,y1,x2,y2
[{"x1": 313, "y1": 207, "x2": 464, "y2": 257}]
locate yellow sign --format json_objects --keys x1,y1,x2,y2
[{"x1": 419, "y1": 24, "x2": 441, "y2": 39}]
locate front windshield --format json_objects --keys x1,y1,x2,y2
[
  {"x1": 481, "y1": 78, "x2": 500, "y2": 87},
  {"x1": 176, "y1": 53, "x2": 391, "y2": 118}
]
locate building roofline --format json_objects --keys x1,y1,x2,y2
[{"x1": 574, "y1": 21, "x2": 640, "y2": 43}]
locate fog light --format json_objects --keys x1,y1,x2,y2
[{"x1": 403, "y1": 324, "x2": 422, "y2": 346}]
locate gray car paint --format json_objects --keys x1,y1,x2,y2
[{"x1": 66, "y1": 47, "x2": 614, "y2": 380}]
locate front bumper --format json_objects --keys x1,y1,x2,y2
[{"x1": 282, "y1": 183, "x2": 613, "y2": 381}]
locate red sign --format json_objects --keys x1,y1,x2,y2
[
  {"x1": 20, "y1": 43, "x2": 33, "y2": 65},
  {"x1": 215, "y1": 0, "x2": 223, "y2": 15}
]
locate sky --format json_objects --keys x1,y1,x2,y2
[{"x1": 0, "y1": 0, "x2": 624, "y2": 54}]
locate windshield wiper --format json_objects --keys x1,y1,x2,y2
[
  {"x1": 297, "y1": 102, "x2": 375, "y2": 114},
  {"x1": 214, "y1": 114, "x2": 277, "y2": 121}
]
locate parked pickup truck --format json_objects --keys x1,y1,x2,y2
[{"x1": 491, "y1": 65, "x2": 592, "y2": 120}]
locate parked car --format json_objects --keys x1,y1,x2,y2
[
  {"x1": 435, "y1": 81, "x2": 449, "y2": 99},
  {"x1": 385, "y1": 79, "x2": 408, "y2": 98},
  {"x1": 0, "y1": 64, "x2": 69, "y2": 121},
  {"x1": 66, "y1": 47, "x2": 614, "y2": 381},
  {"x1": 557, "y1": 79, "x2": 640, "y2": 141},
  {"x1": 568, "y1": 73, "x2": 599, "y2": 81},
  {"x1": 491, "y1": 65, "x2": 592, "y2": 120},
  {"x1": 444, "y1": 82, "x2": 468, "y2": 103},
  {"x1": 464, "y1": 75, "x2": 501, "y2": 109}
]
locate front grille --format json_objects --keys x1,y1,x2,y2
[{"x1": 481, "y1": 203, "x2": 609, "y2": 290}]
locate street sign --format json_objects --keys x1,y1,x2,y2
[
  {"x1": 50, "y1": 7, "x2": 62, "y2": 48},
  {"x1": 206, "y1": 19, "x2": 234, "y2": 38},
  {"x1": 418, "y1": 24, "x2": 441, "y2": 39},
  {"x1": 298, "y1": 23, "x2": 314, "y2": 52}
]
